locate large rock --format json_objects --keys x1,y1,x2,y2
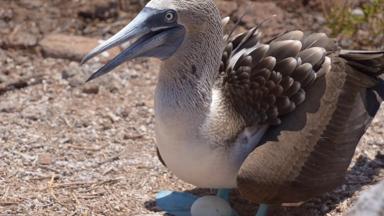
[
  {"x1": 228, "y1": 0, "x2": 287, "y2": 38},
  {"x1": 347, "y1": 180, "x2": 384, "y2": 216},
  {"x1": 118, "y1": 0, "x2": 147, "y2": 12},
  {"x1": 78, "y1": 0, "x2": 118, "y2": 20},
  {"x1": 215, "y1": 0, "x2": 238, "y2": 16},
  {"x1": 39, "y1": 34, "x2": 120, "y2": 62},
  {"x1": 238, "y1": 2, "x2": 284, "y2": 28}
]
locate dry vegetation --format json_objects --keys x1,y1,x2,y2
[
  {"x1": 0, "y1": 0, "x2": 383, "y2": 215},
  {"x1": 322, "y1": 0, "x2": 384, "y2": 48}
]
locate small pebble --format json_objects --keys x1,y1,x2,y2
[
  {"x1": 37, "y1": 153, "x2": 53, "y2": 165},
  {"x1": 82, "y1": 85, "x2": 100, "y2": 94},
  {"x1": 352, "y1": 8, "x2": 364, "y2": 17}
]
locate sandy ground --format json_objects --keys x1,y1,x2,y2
[{"x1": 0, "y1": 0, "x2": 383, "y2": 215}]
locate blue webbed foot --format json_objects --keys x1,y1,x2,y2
[{"x1": 156, "y1": 191, "x2": 198, "y2": 216}]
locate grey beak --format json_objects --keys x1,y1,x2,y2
[
  {"x1": 82, "y1": 7, "x2": 185, "y2": 82},
  {"x1": 81, "y1": 10, "x2": 151, "y2": 65}
]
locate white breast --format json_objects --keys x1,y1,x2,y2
[
  {"x1": 154, "y1": 100, "x2": 239, "y2": 188},
  {"x1": 155, "y1": 116, "x2": 268, "y2": 188}
]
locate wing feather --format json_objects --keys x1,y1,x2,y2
[{"x1": 219, "y1": 27, "x2": 337, "y2": 126}]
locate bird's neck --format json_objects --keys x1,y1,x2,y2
[{"x1": 155, "y1": 31, "x2": 224, "y2": 132}]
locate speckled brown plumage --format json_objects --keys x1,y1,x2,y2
[{"x1": 219, "y1": 28, "x2": 336, "y2": 126}]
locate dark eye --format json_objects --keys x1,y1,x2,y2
[{"x1": 164, "y1": 10, "x2": 176, "y2": 23}]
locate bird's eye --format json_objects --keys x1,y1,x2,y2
[{"x1": 164, "y1": 11, "x2": 176, "y2": 23}]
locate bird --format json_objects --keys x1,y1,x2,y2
[{"x1": 81, "y1": 0, "x2": 384, "y2": 215}]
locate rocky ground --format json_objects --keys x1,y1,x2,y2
[{"x1": 0, "y1": 0, "x2": 383, "y2": 215}]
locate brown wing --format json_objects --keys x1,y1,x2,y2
[
  {"x1": 220, "y1": 26, "x2": 384, "y2": 204},
  {"x1": 219, "y1": 28, "x2": 337, "y2": 126},
  {"x1": 232, "y1": 32, "x2": 384, "y2": 203}
]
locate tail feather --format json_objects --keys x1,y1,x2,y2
[
  {"x1": 340, "y1": 50, "x2": 384, "y2": 60},
  {"x1": 366, "y1": 87, "x2": 382, "y2": 116},
  {"x1": 340, "y1": 50, "x2": 384, "y2": 76},
  {"x1": 340, "y1": 50, "x2": 384, "y2": 116},
  {"x1": 372, "y1": 78, "x2": 384, "y2": 99}
]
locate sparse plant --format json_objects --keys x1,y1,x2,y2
[{"x1": 323, "y1": 0, "x2": 384, "y2": 48}]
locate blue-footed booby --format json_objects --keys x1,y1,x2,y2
[{"x1": 81, "y1": 0, "x2": 384, "y2": 215}]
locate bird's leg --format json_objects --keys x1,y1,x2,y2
[
  {"x1": 216, "y1": 188, "x2": 231, "y2": 201},
  {"x1": 216, "y1": 189, "x2": 269, "y2": 216},
  {"x1": 217, "y1": 189, "x2": 269, "y2": 216},
  {"x1": 255, "y1": 204, "x2": 269, "y2": 216}
]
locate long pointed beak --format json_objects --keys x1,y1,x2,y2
[
  {"x1": 82, "y1": 7, "x2": 185, "y2": 82},
  {"x1": 81, "y1": 9, "x2": 151, "y2": 65}
]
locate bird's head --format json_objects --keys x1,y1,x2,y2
[{"x1": 82, "y1": 0, "x2": 221, "y2": 82}]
